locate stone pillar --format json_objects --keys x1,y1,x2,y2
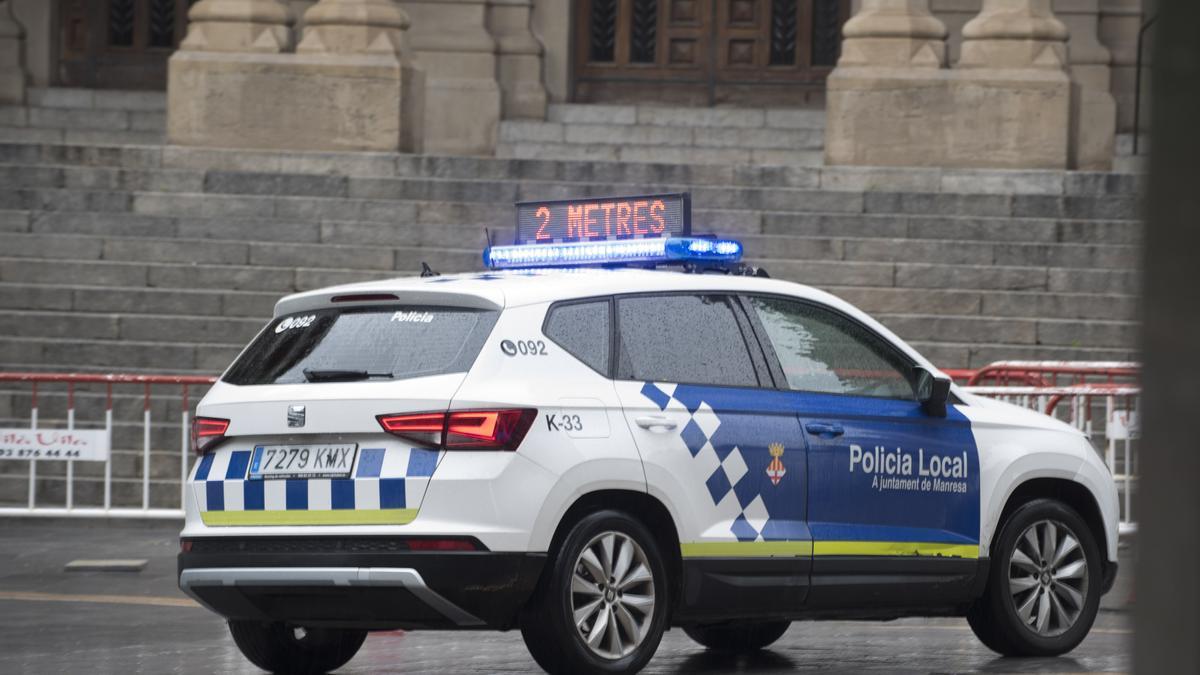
[
  {"x1": 400, "y1": 0, "x2": 501, "y2": 155},
  {"x1": 1056, "y1": 0, "x2": 1117, "y2": 169},
  {"x1": 487, "y1": 0, "x2": 547, "y2": 119},
  {"x1": 180, "y1": 0, "x2": 295, "y2": 52},
  {"x1": 957, "y1": 0, "x2": 1069, "y2": 69},
  {"x1": 826, "y1": 0, "x2": 1072, "y2": 169},
  {"x1": 0, "y1": 0, "x2": 27, "y2": 103},
  {"x1": 838, "y1": 0, "x2": 949, "y2": 68},
  {"x1": 169, "y1": 0, "x2": 425, "y2": 152},
  {"x1": 1098, "y1": 0, "x2": 1142, "y2": 133}
]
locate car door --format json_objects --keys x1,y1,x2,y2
[
  {"x1": 612, "y1": 292, "x2": 810, "y2": 621},
  {"x1": 742, "y1": 294, "x2": 982, "y2": 610}
]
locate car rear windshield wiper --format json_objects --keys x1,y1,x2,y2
[{"x1": 302, "y1": 369, "x2": 393, "y2": 382}]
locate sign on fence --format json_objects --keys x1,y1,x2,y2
[
  {"x1": 0, "y1": 429, "x2": 110, "y2": 461},
  {"x1": 1108, "y1": 410, "x2": 1140, "y2": 440}
]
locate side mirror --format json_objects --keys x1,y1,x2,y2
[{"x1": 914, "y1": 366, "x2": 952, "y2": 418}]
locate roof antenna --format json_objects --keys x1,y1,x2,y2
[
  {"x1": 485, "y1": 227, "x2": 494, "y2": 247},
  {"x1": 420, "y1": 262, "x2": 439, "y2": 277}
]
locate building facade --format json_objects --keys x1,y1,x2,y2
[{"x1": 2, "y1": 1, "x2": 1148, "y2": 136}]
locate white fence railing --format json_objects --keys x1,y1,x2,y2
[{"x1": 0, "y1": 365, "x2": 1139, "y2": 533}]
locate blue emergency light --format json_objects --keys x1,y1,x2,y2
[
  {"x1": 484, "y1": 192, "x2": 744, "y2": 270},
  {"x1": 483, "y1": 236, "x2": 743, "y2": 270}
]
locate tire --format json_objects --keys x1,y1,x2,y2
[
  {"x1": 683, "y1": 620, "x2": 790, "y2": 653},
  {"x1": 228, "y1": 620, "x2": 367, "y2": 674},
  {"x1": 967, "y1": 498, "x2": 1102, "y2": 657},
  {"x1": 520, "y1": 509, "x2": 671, "y2": 674}
]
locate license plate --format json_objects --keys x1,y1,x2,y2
[{"x1": 248, "y1": 444, "x2": 358, "y2": 480}]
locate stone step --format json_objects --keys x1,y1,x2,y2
[
  {"x1": 2, "y1": 202, "x2": 1142, "y2": 247},
  {"x1": 0, "y1": 275, "x2": 1139, "y2": 329},
  {"x1": 0, "y1": 181, "x2": 1144, "y2": 227},
  {"x1": 496, "y1": 141, "x2": 825, "y2": 167},
  {"x1": 0, "y1": 282, "x2": 277, "y2": 318},
  {"x1": 28, "y1": 88, "x2": 166, "y2": 112},
  {"x1": 0, "y1": 142, "x2": 1146, "y2": 198},
  {"x1": 500, "y1": 120, "x2": 824, "y2": 150},
  {"x1": 0, "y1": 126, "x2": 164, "y2": 146},
  {"x1": 0, "y1": 106, "x2": 165, "y2": 134},
  {"x1": 909, "y1": 340, "x2": 1137, "y2": 371},
  {"x1": 0, "y1": 475, "x2": 183, "y2": 510},
  {"x1": 0, "y1": 256, "x2": 411, "y2": 293},
  {"x1": 0, "y1": 227, "x2": 1140, "y2": 273},
  {"x1": 545, "y1": 103, "x2": 825, "y2": 130},
  {"x1": 0, "y1": 386, "x2": 212, "y2": 422}
]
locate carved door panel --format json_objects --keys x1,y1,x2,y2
[
  {"x1": 58, "y1": 0, "x2": 195, "y2": 90},
  {"x1": 573, "y1": 0, "x2": 850, "y2": 105}
]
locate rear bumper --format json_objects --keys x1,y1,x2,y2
[{"x1": 178, "y1": 538, "x2": 545, "y2": 630}]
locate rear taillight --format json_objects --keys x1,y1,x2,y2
[
  {"x1": 406, "y1": 538, "x2": 480, "y2": 552},
  {"x1": 376, "y1": 409, "x2": 537, "y2": 451},
  {"x1": 192, "y1": 416, "x2": 229, "y2": 456}
]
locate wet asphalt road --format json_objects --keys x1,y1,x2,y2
[{"x1": 0, "y1": 519, "x2": 1133, "y2": 674}]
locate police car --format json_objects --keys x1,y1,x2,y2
[{"x1": 179, "y1": 194, "x2": 1120, "y2": 674}]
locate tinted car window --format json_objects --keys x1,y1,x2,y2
[
  {"x1": 748, "y1": 296, "x2": 913, "y2": 399},
  {"x1": 544, "y1": 300, "x2": 611, "y2": 374},
  {"x1": 617, "y1": 294, "x2": 758, "y2": 387},
  {"x1": 223, "y1": 306, "x2": 498, "y2": 385}
]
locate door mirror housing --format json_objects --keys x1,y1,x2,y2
[{"x1": 913, "y1": 366, "x2": 952, "y2": 417}]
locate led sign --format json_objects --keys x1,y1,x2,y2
[{"x1": 514, "y1": 193, "x2": 691, "y2": 245}]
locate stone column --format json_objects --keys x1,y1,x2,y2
[
  {"x1": 0, "y1": 0, "x2": 26, "y2": 103},
  {"x1": 487, "y1": 0, "x2": 547, "y2": 119},
  {"x1": 1098, "y1": 0, "x2": 1142, "y2": 133},
  {"x1": 170, "y1": 0, "x2": 425, "y2": 152},
  {"x1": 838, "y1": 0, "x2": 949, "y2": 68},
  {"x1": 1056, "y1": 0, "x2": 1117, "y2": 169},
  {"x1": 957, "y1": 0, "x2": 1069, "y2": 69},
  {"x1": 399, "y1": 0, "x2": 501, "y2": 155},
  {"x1": 827, "y1": 0, "x2": 1072, "y2": 169},
  {"x1": 180, "y1": 0, "x2": 295, "y2": 52}
]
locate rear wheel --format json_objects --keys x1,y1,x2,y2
[
  {"x1": 684, "y1": 620, "x2": 791, "y2": 653},
  {"x1": 520, "y1": 510, "x2": 670, "y2": 674},
  {"x1": 967, "y1": 498, "x2": 1102, "y2": 656},
  {"x1": 228, "y1": 621, "x2": 367, "y2": 674}
]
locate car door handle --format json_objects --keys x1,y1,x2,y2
[
  {"x1": 804, "y1": 422, "x2": 845, "y2": 438},
  {"x1": 635, "y1": 416, "x2": 678, "y2": 433}
]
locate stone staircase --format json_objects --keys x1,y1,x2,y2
[
  {"x1": 498, "y1": 103, "x2": 825, "y2": 166},
  {"x1": 0, "y1": 89, "x2": 1142, "y2": 508}
]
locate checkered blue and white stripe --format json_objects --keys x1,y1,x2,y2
[
  {"x1": 640, "y1": 382, "x2": 772, "y2": 543},
  {"x1": 191, "y1": 445, "x2": 439, "y2": 515}
]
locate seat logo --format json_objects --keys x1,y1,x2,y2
[
  {"x1": 287, "y1": 405, "x2": 306, "y2": 428},
  {"x1": 766, "y1": 442, "x2": 786, "y2": 485}
]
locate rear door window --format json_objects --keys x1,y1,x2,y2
[
  {"x1": 223, "y1": 306, "x2": 498, "y2": 385},
  {"x1": 616, "y1": 294, "x2": 759, "y2": 387}
]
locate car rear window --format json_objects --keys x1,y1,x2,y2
[{"x1": 222, "y1": 306, "x2": 499, "y2": 386}]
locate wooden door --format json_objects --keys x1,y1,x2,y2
[
  {"x1": 58, "y1": 0, "x2": 195, "y2": 90},
  {"x1": 573, "y1": 0, "x2": 849, "y2": 106}
]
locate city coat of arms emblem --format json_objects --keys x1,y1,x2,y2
[{"x1": 766, "y1": 442, "x2": 786, "y2": 485}]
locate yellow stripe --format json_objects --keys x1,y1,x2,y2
[
  {"x1": 679, "y1": 540, "x2": 979, "y2": 559},
  {"x1": 0, "y1": 590, "x2": 200, "y2": 609},
  {"x1": 680, "y1": 541, "x2": 813, "y2": 557},
  {"x1": 813, "y1": 541, "x2": 979, "y2": 559},
  {"x1": 201, "y1": 509, "x2": 418, "y2": 526}
]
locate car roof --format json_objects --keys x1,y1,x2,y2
[{"x1": 272, "y1": 268, "x2": 940, "y2": 374}]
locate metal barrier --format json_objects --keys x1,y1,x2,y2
[
  {"x1": 0, "y1": 366, "x2": 1138, "y2": 533},
  {"x1": 956, "y1": 361, "x2": 1140, "y2": 535},
  {"x1": 0, "y1": 373, "x2": 216, "y2": 519}
]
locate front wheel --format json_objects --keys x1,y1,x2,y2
[
  {"x1": 520, "y1": 510, "x2": 670, "y2": 674},
  {"x1": 684, "y1": 620, "x2": 790, "y2": 653},
  {"x1": 228, "y1": 621, "x2": 367, "y2": 674},
  {"x1": 967, "y1": 498, "x2": 1102, "y2": 656}
]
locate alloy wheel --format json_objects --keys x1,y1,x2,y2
[
  {"x1": 1008, "y1": 518, "x2": 1089, "y2": 637},
  {"x1": 569, "y1": 530, "x2": 657, "y2": 659}
]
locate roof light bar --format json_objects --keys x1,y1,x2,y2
[{"x1": 483, "y1": 236, "x2": 743, "y2": 270}]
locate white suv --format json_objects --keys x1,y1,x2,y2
[{"x1": 179, "y1": 199, "x2": 1119, "y2": 675}]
